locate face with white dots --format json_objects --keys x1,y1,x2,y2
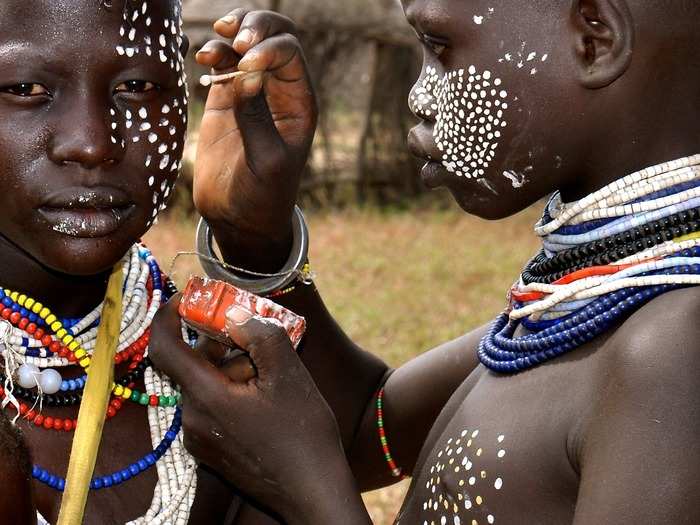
[
  {"x1": 403, "y1": 0, "x2": 579, "y2": 219},
  {"x1": 0, "y1": 0, "x2": 188, "y2": 275},
  {"x1": 111, "y1": 0, "x2": 189, "y2": 228}
]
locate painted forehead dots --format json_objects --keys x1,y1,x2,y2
[
  {"x1": 411, "y1": 66, "x2": 509, "y2": 180},
  {"x1": 112, "y1": 0, "x2": 189, "y2": 228},
  {"x1": 420, "y1": 430, "x2": 507, "y2": 525}
]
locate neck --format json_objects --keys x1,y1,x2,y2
[
  {"x1": 0, "y1": 235, "x2": 110, "y2": 318},
  {"x1": 558, "y1": 87, "x2": 700, "y2": 204},
  {"x1": 559, "y1": 144, "x2": 700, "y2": 204}
]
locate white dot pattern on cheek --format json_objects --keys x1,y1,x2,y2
[
  {"x1": 409, "y1": 66, "x2": 440, "y2": 118},
  {"x1": 114, "y1": 1, "x2": 190, "y2": 228},
  {"x1": 409, "y1": 65, "x2": 510, "y2": 180},
  {"x1": 433, "y1": 66, "x2": 509, "y2": 179}
]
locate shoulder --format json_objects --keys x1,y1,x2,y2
[
  {"x1": 580, "y1": 286, "x2": 700, "y2": 444},
  {"x1": 571, "y1": 289, "x2": 700, "y2": 521},
  {"x1": 603, "y1": 286, "x2": 700, "y2": 389}
]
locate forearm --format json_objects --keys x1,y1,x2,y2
[
  {"x1": 348, "y1": 327, "x2": 487, "y2": 490},
  {"x1": 270, "y1": 281, "x2": 389, "y2": 449},
  {"x1": 212, "y1": 224, "x2": 389, "y2": 449},
  {"x1": 280, "y1": 454, "x2": 373, "y2": 525}
]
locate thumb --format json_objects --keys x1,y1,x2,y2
[
  {"x1": 231, "y1": 73, "x2": 289, "y2": 177},
  {"x1": 224, "y1": 305, "x2": 300, "y2": 383}
]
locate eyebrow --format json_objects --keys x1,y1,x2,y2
[
  {"x1": 0, "y1": 40, "x2": 61, "y2": 73},
  {"x1": 0, "y1": 40, "x2": 32, "y2": 60}
]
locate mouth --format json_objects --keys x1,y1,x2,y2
[
  {"x1": 420, "y1": 161, "x2": 449, "y2": 189},
  {"x1": 407, "y1": 126, "x2": 444, "y2": 189},
  {"x1": 38, "y1": 187, "x2": 135, "y2": 238}
]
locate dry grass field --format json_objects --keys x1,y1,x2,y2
[{"x1": 144, "y1": 204, "x2": 542, "y2": 524}]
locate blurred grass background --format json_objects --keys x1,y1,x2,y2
[{"x1": 144, "y1": 203, "x2": 541, "y2": 523}]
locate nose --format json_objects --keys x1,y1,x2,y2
[
  {"x1": 48, "y1": 91, "x2": 124, "y2": 169},
  {"x1": 408, "y1": 66, "x2": 441, "y2": 122}
]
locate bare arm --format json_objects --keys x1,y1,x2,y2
[
  {"x1": 186, "y1": 8, "x2": 485, "y2": 522},
  {"x1": 348, "y1": 326, "x2": 486, "y2": 489}
]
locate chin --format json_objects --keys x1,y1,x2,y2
[
  {"x1": 36, "y1": 236, "x2": 133, "y2": 277},
  {"x1": 26, "y1": 219, "x2": 148, "y2": 277},
  {"x1": 441, "y1": 177, "x2": 522, "y2": 221}
]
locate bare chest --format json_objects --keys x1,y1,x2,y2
[
  {"x1": 24, "y1": 401, "x2": 233, "y2": 524},
  {"x1": 398, "y1": 353, "x2": 599, "y2": 525}
]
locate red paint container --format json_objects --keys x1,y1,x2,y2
[{"x1": 178, "y1": 276, "x2": 306, "y2": 349}]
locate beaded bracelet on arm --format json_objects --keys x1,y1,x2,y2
[{"x1": 376, "y1": 387, "x2": 405, "y2": 479}]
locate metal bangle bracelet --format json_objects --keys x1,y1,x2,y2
[{"x1": 195, "y1": 205, "x2": 310, "y2": 296}]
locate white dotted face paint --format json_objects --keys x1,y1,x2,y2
[
  {"x1": 472, "y1": 7, "x2": 495, "y2": 26},
  {"x1": 112, "y1": 0, "x2": 189, "y2": 228},
  {"x1": 498, "y1": 42, "x2": 549, "y2": 72},
  {"x1": 411, "y1": 65, "x2": 509, "y2": 180}
]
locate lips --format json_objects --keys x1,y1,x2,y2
[
  {"x1": 38, "y1": 187, "x2": 135, "y2": 238},
  {"x1": 419, "y1": 161, "x2": 450, "y2": 189},
  {"x1": 407, "y1": 126, "x2": 440, "y2": 162}
]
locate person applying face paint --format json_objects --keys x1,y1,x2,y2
[{"x1": 148, "y1": 2, "x2": 700, "y2": 525}]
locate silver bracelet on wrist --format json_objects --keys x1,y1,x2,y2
[{"x1": 195, "y1": 205, "x2": 310, "y2": 296}]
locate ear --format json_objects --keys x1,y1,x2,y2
[{"x1": 571, "y1": 0, "x2": 634, "y2": 88}]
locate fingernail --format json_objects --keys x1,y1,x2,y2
[
  {"x1": 235, "y1": 28, "x2": 255, "y2": 46},
  {"x1": 240, "y1": 71, "x2": 263, "y2": 96},
  {"x1": 218, "y1": 15, "x2": 236, "y2": 25},
  {"x1": 226, "y1": 305, "x2": 253, "y2": 326},
  {"x1": 197, "y1": 42, "x2": 214, "y2": 55}
]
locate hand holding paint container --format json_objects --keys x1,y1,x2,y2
[{"x1": 178, "y1": 276, "x2": 307, "y2": 350}]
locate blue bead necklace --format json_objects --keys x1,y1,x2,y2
[
  {"x1": 19, "y1": 245, "x2": 188, "y2": 492},
  {"x1": 32, "y1": 407, "x2": 183, "y2": 491},
  {"x1": 480, "y1": 155, "x2": 700, "y2": 373}
]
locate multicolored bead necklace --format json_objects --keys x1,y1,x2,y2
[
  {"x1": 0, "y1": 244, "x2": 198, "y2": 524},
  {"x1": 479, "y1": 154, "x2": 700, "y2": 373},
  {"x1": 0, "y1": 250, "x2": 179, "y2": 409}
]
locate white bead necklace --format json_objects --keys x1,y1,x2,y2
[
  {"x1": 514, "y1": 154, "x2": 700, "y2": 321},
  {"x1": 0, "y1": 244, "x2": 199, "y2": 525},
  {"x1": 537, "y1": 154, "x2": 700, "y2": 235}
]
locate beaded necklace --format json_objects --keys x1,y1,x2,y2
[
  {"x1": 479, "y1": 154, "x2": 700, "y2": 373},
  {"x1": 0, "y1": 245, "x2": 198, "y2": 524}
]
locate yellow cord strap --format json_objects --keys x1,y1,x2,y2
[{"x1": 57, "y1": 264, "x2": 124, "y2": 525}]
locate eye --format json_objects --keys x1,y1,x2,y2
[
  {"x1": 114, "y1": 80, "x2": 159, "y2": 94},
  {"x1": 0, "y1": 83, "x2": 50, "y2": 97},
  {"x1": 421, "y1": 35, "x2": 447, "y2": 57}
]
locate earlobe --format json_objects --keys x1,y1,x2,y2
[{"x1": 571, "y1": 0, "x2": 634, "y2": 89}]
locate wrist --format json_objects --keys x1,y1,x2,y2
[
  {"x1": 196, "y1": 207, "x2": 310, "y2": 296},
  {"x1": 208, "y1": 218, "x2": 293, "y2": 273}
]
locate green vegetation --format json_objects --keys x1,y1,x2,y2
[{"x1": 144, "y1": 203, "x2": 543, "y2": 523}]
